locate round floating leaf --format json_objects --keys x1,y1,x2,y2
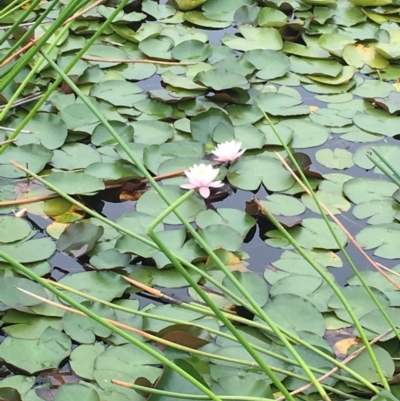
[
  {"x1": 0, "y1": 238, "x2": 56, "y2": 263},
  {"x1": 54, "y1": 384, "x2": 100, "y2": 401},
  {"x1": 346, "y1": 345, "x2": 394, "y2": 383},
  {"x1": 261, "y1": 294, "x2": 325, "y2": 336},
  {"x1": 353, "y1": 109, "x2": 400, "y2": 137},
  {"x1": 58, "y1": 271, "x2": 130, "y2": 303},
  {"x1": 90, "y1": 80, "x2": 143, "y2": 107},
  {"x1": 258, "y1": 7, "x2": 288, "y2": 27},
  {"x1": 222, "y1": 25, "x2": 283, "y2": 51},
  {"x1": 136, "y1": 186, "x2": 206, "y2": 225},
  {"x1": 302, "y1": 191, "x2": 351, "y2": 215},
  {"x1": 353, "y1": 199, "x2": 400, "y2": 225},
  {"x1": 194, "y1": 69, "x2": 250, "y2": 91},
  {"x1": 0, "y1": 216, "x2": 31, "y2": 243},
  {"x1": 343, "y1": 178, "x2": 397, "y2": 204},
  {"x1": 290, "y1": 55, "x2": 343, "y2": 77},
  {"x1": 270, "y1": 275, "x2": 332, "y2": 312},
  {"x1": 62, "y1": 302, "x2": 115, "y2": 344},
  {"x1": 46, "y1": 172, "x2": 105, "y2": 195},
  {"x1": 172, "y1": 40, "x2": 212, "y2": 61},
  {"x1": 356, "y1": 223, "x2": 400, "y2": 259},
  {"x1": 196, "y1": 208, "x2": 256, "y2": 237},
  {"x1": 279, "y1": 119, "x2": 330, "y2": 148},
  {"x1": 198, "y1": 224, "x2": 243, "y2": 251},
  {"x1": 261, "y1": 194, "x2": 305, "y2": 217},
  {"x1": 70, "y1": 342, "x2": 105, "y2": 380},
  {"x1": 57, "y1": 222, "x2": 104, "y2": 258},
  {"x1": 0, "y1": 144, "x2": 53, "y2": 179},
  {"x1": 132, "y1": 120, "x2": 175, "y2": 145},
  {"x1": 51, "y1": 143, "x2": 102, "y2": 170},
  {"x1": 184, "y1": 11, "x2": 232, "y2": 28},
  {"x1": 11, "y1": 113, "x2": 68, "y2": 150},
  {"x1": 257, "y1": 93, "x2": 310, "y2": 117},
  {"x1": 328, "y1": 285, "x2": 390, "y2": 322},
  {"x1": 228, "y1": 155, "x2": 295, "y2": 192},
  {"x1": 85, "y1": 161, "x2": 142, "y2": 183},
  {"x1": 343, "y1": 43, "x2": 389, "y2": 69},
  {"x1": 191, "y1": 108, "x2": 234, "y2": 143},
  {"x1": 59, "y1": 103, "x2": 100, "y2": 134},
  {"x1": 318, "y1": 34, "x2": 354, "y2": 57},
  {"x1": 0, "y1": 327, "x2": 71, "y2": 374},
  {"x1": 241, "y1": 49, "x2": 290, "y2": 80},
  {"x1": 223, "y1": 271, "x2": 269, "y2": 307},
  {"x1": 0, "y1": 277, "x2": 48, "y2": 309},
  {"x1": 315, "y1": 148, "x2": 354, "y2": 170},
  {"x1": 266, "y1": 218, "x2": 348, "y2": 250},
  {"x1": 89, "y1": 249, "x2": 131, "y2": 270}
]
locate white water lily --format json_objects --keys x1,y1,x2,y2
[
  {"x1": 180, "y1": 163, "x2": 224, "y2": 198},
  {"x1": 211, "y1": 140, "x2": 245, "y2": 162}
]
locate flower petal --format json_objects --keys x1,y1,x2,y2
[
  {"x1": 180, "y1": 183, "x2": 197, "y2": 189},
  {"x1": 199, "y1": 186, "x2": 210, "y2": 198},
  {"x1": 209, "y1": 180, "x2": 224, "y2": 188}
]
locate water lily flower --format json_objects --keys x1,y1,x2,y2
[
  {"x1": 180, "y1": 163, "x2": 224, "y2": 199},
  {"x1": 211, "y1": 140, "x2": 245, "y2": 163}
]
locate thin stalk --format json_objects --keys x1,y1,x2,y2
[
  {"x1": 114, "y1": 381, "x2": 353, "y2": 400},
  {"x1": 1, "y1": 255, "x2": 223, "y2": 401},
  {"x1": 367, "y1": 149, "x2": 400, "y2": 187},
  {"x1": 145, "y1": 191, "x2": 296, "y2": 400},
  {"x1": 0, "y1": 0, "x2": 32, "y2": 19},
  {"x1": 257, "y1": 199, "x2": 390, "y2": 390},
  {"x1": 0, "y1": 0, "x2": 43, "y2": 47},
  {"x1": 113, "y1": 383, "x2": 275, "y2": 401},
  {"x1": 45, "y1": 279, "x2": 375, "y2": 389},
  {"x1": 22, "y1": 287, "x2": 344, "y2": 396},
  {"x1": 11, "y1": 161, "x2": 379, "y2": 394},
  {"x1": 147, "y1": 193, "x2": 330, "y2": 400},
  {"x1": 0, "y1": 0, "x2": 124, "y2": 153},
  {"x1": 41, "y1": 53, "x2": 328, "y2": 401},
  {"x1": 258, "y1": 107, "x2": 394, "y2": 390},
  {"x1": 0, "y1": 0, "x2": 61, "y2": 62}
]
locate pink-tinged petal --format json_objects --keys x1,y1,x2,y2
[
  {"x1": 199, "y1": 186, "x2": 210, "y2": 198},
  {"x1": 237, "y1": 149, "x2": 246, "y2": 157},
  {"x1": 180, "y1": 183, "x2": 197, "y2": 189},
  {"x1": 209, "y1": 180, "x2": 224, "y2": 188}
]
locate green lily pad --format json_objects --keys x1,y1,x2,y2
[
  {"x1": 228, "y1": 155, "x2": 295, "y2": 191},
  {"x1": 136, "y1": 186, "x2": 206, "y2": 225},
  {"x1": 46, "y1": 172, "x2": 105, "y2": 195},
  {"x1": 0, "y1": 327, "x2": 71, "y2": 374},
  {"x1": 261, "y1": 294, "x2": 325, "y2": 336},
  {"x1": 0, "y1": 144, "x2": 53, "y2": 179},
  {"x1": 58, "y1": 271, "x2": 130, "y2": 303},
  {"x1": 356, "y1": 223, "x2": 400, "y2": 259},
  {"x1": 266, "y1": 218, "x2": 348, "y2": 250},
  {"x1": 0, "y1": 216, "x2": 31, "y2": 243},
  {"x1": 315, "y1": 148, "x2": 354, "y2": 170},
  {"x1": 222, "y1": 25, "x2": 283, "y2": 51}
]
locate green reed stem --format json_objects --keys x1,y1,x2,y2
[
  {"x1": 367, "y1": 149, "x2": 400, "y2": 188},
  {"x1": 0, "y1": 0, "x2": 61, "y2": 61},
  {"x1": 37, "y1": 53, "x2": 305, "y2": 401},
  {"x1": 148, "y1": 196, "x2": 331, "y2": 399},
  {"x1": 1, "y1": 253, "x2": 224, "y2": 401},
  {"x1": 117, "y1": 384, "x2": 275, "y2": 401},
  {"x1": 0, "y1": 0, "x2": 86, "y2": 90},
  {"x1": 0, "y1": 0, "x2": 121, "y2": 153},
  {"x1": 47, "y1": 280, "x2": 373, "y2": 389},
  {"x1": 145, "y1": 191, "x2": 297, "y2": 400},
  {"x1": 0, "y1": 0, "x2": 32, "y2": 20},
  {"x1": 0, "y1": 0, "x2": 43, "y2": 47},
  {"x1": 258, "y1": 106, "x2": 395, "y2": 391},
  {"x1": 12, "y1": 162, "x2": 379, "y2": 394}
]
